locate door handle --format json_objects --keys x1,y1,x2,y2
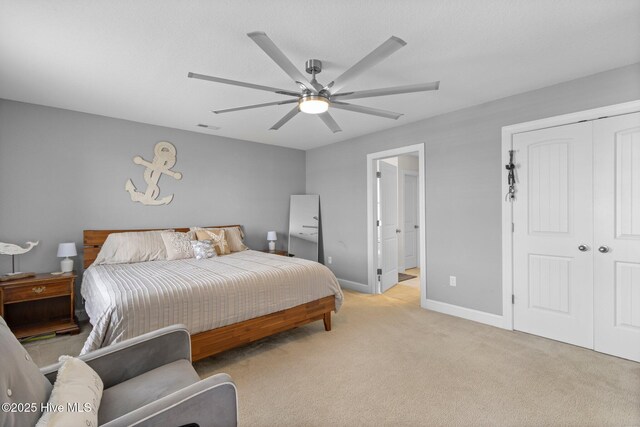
[
  {"x1": 414, "y1": 225, "x2": 419, "y2": 229},
  {"x1": 578, "y1": 245, "x2": 589, "y2": 252},
  {"x1": 598, "y1": 246, "x2": 610, "y2": 253},
  {"x1": 396, "y1": 229, "x2": 401, "y2": 234}
]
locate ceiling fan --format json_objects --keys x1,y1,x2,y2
[{"x1": 188, "y1": 32, "x2": 440, "y2": 133}]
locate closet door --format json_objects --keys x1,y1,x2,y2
[
  {"x1": 512, "y1": 122, "x2": 594, "y2": 348},
  {"x1": 594, "y1": 112, "x2": 640, "y2": 362}
]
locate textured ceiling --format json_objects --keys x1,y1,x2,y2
[{"x1": 1, "y1": 0, "x2": 639, "y2": 150}]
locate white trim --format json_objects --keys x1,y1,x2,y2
[
  {"x1": 502, "y1": 100, "x2": 640, "y2": 136},
  {"x1": 425, "y1": 299, "x2": 504, "y2": 329},
  {"x1": 337, "y1": 278, "x2": 370, "y2": 293},
  {"x1": 501, "y1": 130, "x2": 514, "y2": 330},
  {"x1": 366, "y1": 143, "x2": 426, "y2": 302},
  {"x1": 501, "y1": 100, "x2": 640, "y2": 331}
]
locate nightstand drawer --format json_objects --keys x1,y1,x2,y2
[{"x1": 3, "y1": 281, "x2": 71, "y2": 303}]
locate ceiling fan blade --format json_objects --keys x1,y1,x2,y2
[
  {"x1": 247, "y1": 32, "x2": 315, "y2": 93},
  {"x1": 270, "y1": 105, "x2": 300, "y2": 130},
  {"x1": 331, "y1": 101, "x2": 403, "y2": 120},
  {"x1": 213, "y1": 99, "x2": 298, "y2": 114},
  {"x1": 188, "y1": 72, "x2": 299, "y2": 97},
  {"x1": 332, "y1": 81, "x2": 440, "y2": 101},
  {"x1": 323, "y1": 36, "x2": 406, "y2": 94},
  {"x1": 318, "y1": 112, "x2": 342, "y2": 133}
]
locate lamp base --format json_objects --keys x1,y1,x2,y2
[
  {"x1": 60, "y1": 258, "x2": 73, "y2": 273},
  {"x1": 268, "y1": 241, "x2": 276, "y2": 253}
]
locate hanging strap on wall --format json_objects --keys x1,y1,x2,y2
[{"x1": 505, "y1": 150, "x2": 516, "y2": 201}]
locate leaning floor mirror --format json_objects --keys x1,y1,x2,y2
[{"x1": 288, "y1": 195, "x2": 319, "y2": 261}]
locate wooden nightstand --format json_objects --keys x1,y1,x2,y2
[
  {"x1": 0, "y1": 272, "x2": 79, "y2": 339},
  {"x1": 262, "y1": 250, "x2": 289, "y2": 256}
]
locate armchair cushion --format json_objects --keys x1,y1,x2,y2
[
  {"x1": 101, "y1": 373, "x2": 237, "y2": 427},
  {"x1": 98, "y1": 359, "x2": 199, "y2": 425},
  {"x1": 0, "y1": 316, "x2": 52, "y2": 427}
]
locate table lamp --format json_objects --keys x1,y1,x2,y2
[
  {"x1": 57, "y1": 242, "x2": 77, "y2": 273},
  {"x1": 267, "y1": 231, "x2": 277, "y2": 253}
]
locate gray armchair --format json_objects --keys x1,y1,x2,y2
[{"x1": 0, "y1": 316, "x2": 237, "y2": 427}]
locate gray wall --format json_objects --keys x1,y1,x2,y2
[
  {"x1": 307, "y1": 63, "x2": 640, "y2": 315},
  {"x1": 0, "y1": 100, "x2": 305, "y2": 301}
]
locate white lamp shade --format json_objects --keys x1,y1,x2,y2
[
  {"x1": 266, "y1": 231, "x2": 277, "y2": 241},
  {"x1": 57, "y1": 242, "x2": 77, "y2": 257}
]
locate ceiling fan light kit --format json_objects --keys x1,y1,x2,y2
[
  {"x1": 299, "y1": 94, "x2": 329, "y2": 114},
  {"x1": 188, "y1": 32, "x2": 439, "y2": 132}
]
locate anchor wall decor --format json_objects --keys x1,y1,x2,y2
[{"x1": 125, "y1": 141, "x2": 182, "y2": 206}]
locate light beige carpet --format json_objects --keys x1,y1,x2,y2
[{"x1": 24, "y1": 285, "x2": 640, "y2": 426}]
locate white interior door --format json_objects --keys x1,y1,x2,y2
[
  {"x1": 403, "y1": 173, "x2": 418, "y2": 269},
  {"x1": 379, "y1": 160, "x2": 399, "y2": 292},
  {"x1": 594, "y1": 112, "x2": 640, "y2": 362},
  {"x1": 513, "y1": 121, "x2": 594, "y2": 348}
]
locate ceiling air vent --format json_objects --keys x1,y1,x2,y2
[{"x1": 197, "y1": 124, "x2": 220, "y2": 130}]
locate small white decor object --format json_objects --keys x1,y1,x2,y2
[
  {"x1": 57, "y1": 243, "x2": 77, "y2": 273},
  {"x1": 0, "y1": 240, "x2": 39, "y2": 255},
  {"x1": 125, "y1": 141, "x2": 182, "y2": 206},
  {"x1": 267, "y1": 231, "x2": 277, "y2": 253},
  {"x1": 0, "y1": 240, "x2": 39, "y2": 273}
]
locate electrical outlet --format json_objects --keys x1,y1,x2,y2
[
  {"x1": 328, "y1": 256, "x2": 332, "y2": 264},
  {"x1": 449, "y1": 276, "x2": 456, "y2": 287}
]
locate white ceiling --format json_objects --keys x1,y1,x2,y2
[{"x1": 1, "y1": 1, "x2": 639, "y2": 150}]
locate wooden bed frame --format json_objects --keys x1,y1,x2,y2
[{"x1": 83, "y1": 226, "x2": 335, "y2": 362}]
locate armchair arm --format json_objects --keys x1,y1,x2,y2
[
  {"x1": 101, "y1": 373, "x2": 237, "y2": 427},
  {"x1": 41, "y1": 324, "x2": 191, "y2": 388}
]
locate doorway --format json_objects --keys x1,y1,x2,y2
[{"x1": 367, "y1": 143, "x2": 426, "y2": 304}]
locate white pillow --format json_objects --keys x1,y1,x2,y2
[
  {"x1": 93, "y1": 230, "x2": 173, "y2": 265},
  {"x1": 161, "y1": 231, "x2": 196, "y2": 260},
  {"x1": 36, "y1": 356, "x2": 103, "y2": 427}
]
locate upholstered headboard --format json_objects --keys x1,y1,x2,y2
[{"x1": 83, "y1": 225, "x2": 241, "y2": 268}]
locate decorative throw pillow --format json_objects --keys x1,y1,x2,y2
[
  {"x1": 191, "y1": 240, "x2": 216, "y2": 260},
  {"x1": 161, "y1": 231, "x2": 196, "y2": 260},
  {"x1": 93, "y1": 230, "x2": 173, "y2": 265},
  {"x1": 192, "y1": 227, "x2": 230, "y2": 255},
  {"x1": 35, "y1": 356, "x2": 103, "y2": 427},
  {"x1": 192, "y1": 226, "x2": 247, "y2": 252},
  {"x1": 217, "y1": 227, "x2": 248, "y2": 252}
]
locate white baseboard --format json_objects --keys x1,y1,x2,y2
[
  {"x1": 423, "y1": 299, "x2": 505, "y2": 329},
  {"x1": 338, "y1": 278, "x2": 370, "y2": 293}
]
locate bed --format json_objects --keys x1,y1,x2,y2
[{"x1": 81, "y1": 226, "x2": 343, "y2": 361}]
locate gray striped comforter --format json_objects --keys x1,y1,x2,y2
[{"x1": 80, "y1": 250, "x2": 343, "y2": 354}]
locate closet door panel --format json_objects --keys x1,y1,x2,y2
[
  {"x1": 512, "y1": 121, "x2": 594, "y2": 348},
  {"x1": 594, "y1": 112, "x2": 640, "y2": 362}
]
